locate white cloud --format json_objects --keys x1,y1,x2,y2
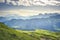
[
  {"x1": 0, "y1": 9, "x2": 60, "y2": 17},
  {"x1": 0, "y1": 0, "x2": 5, "y2": 3},
  {"x1": 4, "y1": 0, "x2": 60, "y2": 6},
  {"x1": 0, "y1": 10, "x2": 40, "y2": 17}
]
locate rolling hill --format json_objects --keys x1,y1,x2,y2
[{"x1": 0, "y1": 22, "x2": 60, "y2": 40}]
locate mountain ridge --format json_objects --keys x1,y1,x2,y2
[{"x1": 0, "y1": 13, "x2": 60, "y2": 32}]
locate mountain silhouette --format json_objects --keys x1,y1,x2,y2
[{"x1": 0, "y1": 13, "x2": 60, "y2": 32}]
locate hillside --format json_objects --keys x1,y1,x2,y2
[
  {"x1": 0, "y1": 22, "x2": 60, "y2": 40},
  {"x1": 0, "y1": 22, "x2": 21, "y2": 40}
]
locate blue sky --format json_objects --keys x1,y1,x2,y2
[{"x1": 0, "y1": 0, "x2": 60, "y2": 16}]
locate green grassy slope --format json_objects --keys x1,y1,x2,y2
[
  {"x1": 0, "y1": 22, "x2": 37, "y2": 40},
  {"x1": 0, "y1": 22, "x2": 60, "y2": 40},
  {"x1": 17, "y1": 30, "x2": 60, "y2": 40}
]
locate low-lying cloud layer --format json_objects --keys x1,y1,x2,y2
[{"x1": 0, "y1": 9, "x2": 60, "y2": 17}]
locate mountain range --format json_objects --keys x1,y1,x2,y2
[{"x1": 0, "y1": 13, "x2": 60, "y2": 32}]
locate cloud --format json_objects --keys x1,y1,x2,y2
[
  {"x1": 0, "y1": 0, "x2": 4, "y2": 3},
  {"x1": 56, "y1": 0, "x2": 60, "y2": 1},
  {"x1": 0, "y1": 9, "x2": 60, "y2": 17},
  {"x1": 0, "y1": 10, "x2": 40, "y2": 17},
  {"x1": 4, "y1": 0, "x2": 60, "y2": 6}
]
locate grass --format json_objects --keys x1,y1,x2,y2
[{"x1": 0, "y1": 22, "x2": 60, "y2": 40}]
